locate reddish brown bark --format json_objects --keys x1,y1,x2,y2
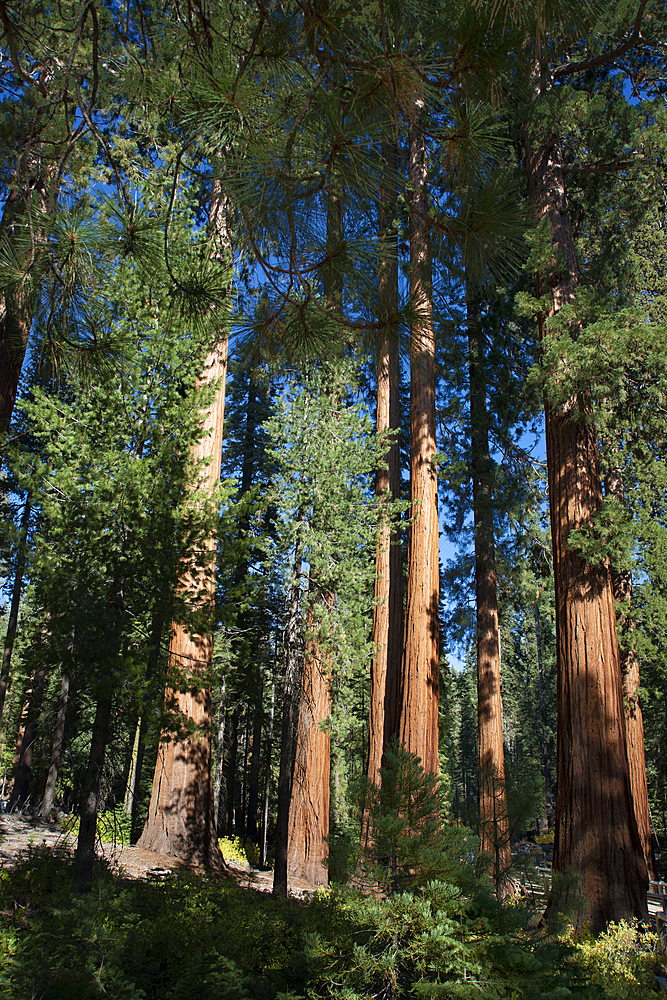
[
  {"x1": 526, "y1": 135, "x2": 648, "y2": 932},
  {"x1": 467, "y1": 299, "x2": 511, "y2": 894},
  {"x1": 399, "y1": 118, "x2": 439, "y2": 777},
  {"x1": 137, "y1": 181, "x2": 230, "y2": 869},
  {"x1": 610, "y1": 553, "x2": 656, "y2": 880},
  {"x1": 365, "y1": 140, "x2": 402, "y2": 842},
  {"x1": 137, "y1": 334, "x2": 227, "y2": 868},
  {"x1": 286, "y1": 597, "x2": 331, "y2": 886}
]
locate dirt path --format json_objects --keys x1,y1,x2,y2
[{"x1": 0, "y1": 814, "x2": 317, "y2": 897}]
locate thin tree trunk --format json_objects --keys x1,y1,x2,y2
[
  {"x1": 260, "y1": 661, "x2": 276, "y2": 868},
  {"x1": 246, "y1": 666, "x2": 264, "y2": 842},
  {"x1": 399, "y1": 115, "x2": 439, "y2": 777},
  {"x1": 213, "y1": 676, "x2": 227, "y2": 832},
  {"x1": 533, "y1": 605, "x2": 553, "y2": 810},
  {"x1": 226, "y1": 703, "x2": 240, "y2": 837},
  {"x1": 40, "y1": 670, "x2": 69, "y2": 819},
  {"x1": 0, "y1": 493, "x2": 31, "y2": 723},
  {"x1": 9, "y1": 663, "x2": 47, "y2": 812},
  {"x1": 365, "y1": 139, "x2": 403, "y2": 845},
  {"x1": 137, "y1": 179, "x2": 229, "y2": 870},
  {"x1": 123, "y1": 716, "x2": 142, "y2": 815},
  {"x1": 130, "y1": 715, "x2": 148, "y2": 845},
  {"x1": 273, "y1": 548, "x2": 302, "y2": 897},
  {"x1": 286, "y1": 592, "x2": 331, "y2": 886},
  {"x1": 467, "y1": 297, "x2": 511, "y2": 895},
  {"x1": 606, "y1": 461, "x2": 656, "y2": 879},
  {"x1": 526, "y1": 133, "x2": 648, "y2": 932},
  {"x1": 72, "y1": 690, "x2": 113, "y2": 893}
]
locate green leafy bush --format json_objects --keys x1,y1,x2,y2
[{"x1": 571, "y1": 919, "x2": 660, "y2": 999}]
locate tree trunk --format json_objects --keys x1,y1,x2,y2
[
  {"x1": 123, "y1": 715, "x2": 142, "y2": 815},
  {"x1": 526, "y1": 133, "x2": 648, "y2": 932},
  {"x1": 0, "y1": 174, "x2": 49, "y2": 441},
  {"x1": 137, "y1": 179, "x2": 230, "y2": 870},
  {"x1": 0, "y1": 493, "x2": 31, "y2": 724},
  {"x1": 273, "y1": 548, "x2": 302, "y2": 897},
  {"x1": 260, "y1": 661, "x2": 276, "y2": 868},
  {"x1": 399, "y1": 116, "x2": 439, "y2": 777},
  {"x1": 130, "y1": 715, "x2": 148, "y2": 845},
  {"x1": 72, "y1": 690, "x2": 112, "y2": 894},
  {"x1": 9, "y1": 663, "x2": 47, "y2": 812},
  {"x1": 40, "y1": 670, "x2": 69, "y2": 819},
  {"x1": 213, "y1": 676, "x2": 227, "y2": 832},
  {"x1": 606, "y1": 457, "x2": 656, "y2": 879},
  {"x1": 365, "y1": 139, "x2": 403, "y2": 841},
  {"x1": 286, "y1": 593, "x2": 331, "y2": 886},
  {"x1": 225, "y1": 702, "x2": 240, "y2": 837},
  {"x1": 245, "y1": 665, "x2": 264, "y2": 842},
  {"x1": 467, "y1": 298, "x2": 511, "y2": 895}
]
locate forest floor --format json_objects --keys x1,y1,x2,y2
[{"x1": 0, "y1": 813, "x2": 318, "y2": 897}]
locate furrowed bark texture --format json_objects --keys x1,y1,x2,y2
[
  {"x1": 399, "y1": 119, "x2": 439, "y2": 777},
  {"x1": 365, "y1": 139, "x2": 403, "y2": 842},
  {"x1": 137, "y1": 181, "x2": 230, "y2": 869},
  {"x1": 527, "y1": 135, "x2": 648, "y2": 932},
  {"x1": 468, "y1": 299, "x2": 511, "y2": 893},
  {"x1": 287, "y1": 597, "x2": 331, "y2": 886},
  {"x1": 273, "y1": 550, "x2": 303, "y2": 897}
]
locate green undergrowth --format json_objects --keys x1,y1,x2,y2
[
  {"x1": 0, "y1": 845, "x2": 661, "y2": 1000},
  {"x1": 62, "y1": 808, "x2": 132, "y2": 847}
]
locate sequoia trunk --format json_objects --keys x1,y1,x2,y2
[
  {"x1": 137, "y1": 179, "x2": 230, "y2": 869},
  {"x1": 468, "y1": 298, "x2": 511, "y2": 894},
  {"x1": 526, "y1": 134, "x2": 648, "y2": 932},
  {"x1": 399, "y1": 117, "x2": 439, "y2": 776},
  {"x1": 365, "y1": 139, "x2": 403, "y2": 840},
  {"x1": 286, "y1": 594, "x2": 331, "y2": 886}
]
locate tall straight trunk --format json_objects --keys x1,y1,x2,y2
[
  {"x1": 9, "y1": 663, "x2": 47, "y2": 811},
  {"x1": 273, "y1": 548, "x2": 302, "y2": 897},
  {"x1": 225, "y1": 703, "x2": 240, "y2": 836},
  {"x1": 129, "y1": 715, "x2": 148, "y2": 845},
  {"x1": 366, "y1": 139, "x2": 403, "y2": 829},
  {"x1": 123, "y1": 716, "x2": 142, "y2": 815},
  {"x1": 213, "y1": 676, "x2": 227, "y2": 832},
  {"x1": 526, "y1": 133, "x2": 647, "y2": 932},
  {"x1": 260, "y1": 661, "x2": 276, "y2": 868},
  {"x1": 533, "y1": 606, "x2": 553, "y2": 808},
  {"x1": 40, "y1": 670, "x2": 69, "y2": 819},
  {"x1": 0, "y1": 493, "x2": 31, "y2": 723},
  {"x1": 467, "y1": 298, "x2": 511, "y2": 894},
  {"x1": 245, "y1": 665, "x2": 264, "y2": 841},
  {"x1": 137, "y1": 179, "x2": 229, "y2": 869},
  {"x1": 286, "y1": 592, "x2": 331, "y2": 886},
  {"x1": 399, "y1": 116, "x2": 439, "y2": 776},
  {"x1": 606, "y1": 461, "x2": 655, "y2": 879},
  {"x1": 72, "y1": 690, "x2": 113, "y2": 893}
]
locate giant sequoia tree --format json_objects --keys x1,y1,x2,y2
[{"x1": 519, "y1": 5, "x2": 653, "y2": 931}]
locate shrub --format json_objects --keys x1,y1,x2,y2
[{"x1": 572, "y1": 919, "x2": 660, "y2": 999}]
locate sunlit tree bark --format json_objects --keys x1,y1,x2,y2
[
  {"x1": 137, "y1": 180, "x2": 230, "y2": 869},
  {"x1": 399, "y1": 115, "x2": 439, "y2": 777},
  {"x1": 467, "y1": 297, "x2": 511, "y2": 895},
  {"x1": 526, "y1": 134, "x2": 648, "y2": 932}
]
